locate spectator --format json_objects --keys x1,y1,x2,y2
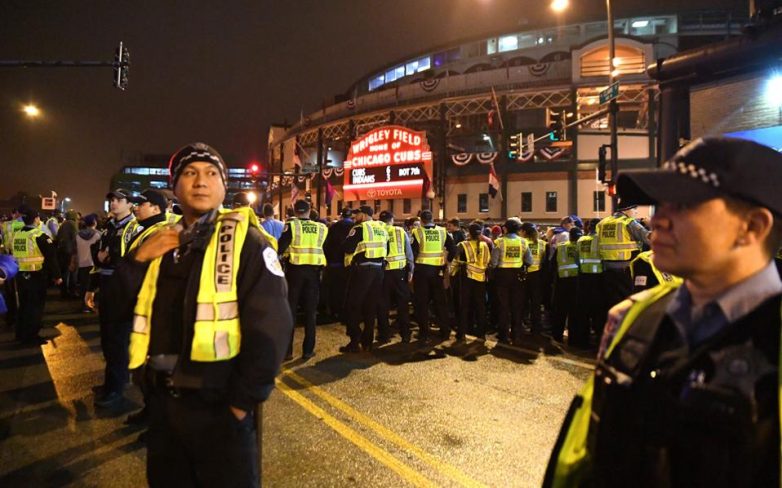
[
  {"x1": 261, "y1": 203, "x2": 284, "y2": 240},
  {"x1": 55, "y1": 210, "x2": 79, "y2": 298},
  {"x1": 76, "y1": 214, "x2": 101, "y2": 312}
]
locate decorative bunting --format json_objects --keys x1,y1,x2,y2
[
  {"x1": 322, "y1": 167, "x2": 333, "y2": 178},
  {"x1": 334, "y1": 167, "x2": 344, "y2": 176},
  {"x1": 528, "y1": 63, "x2": 550, "y2": 77},
  {"x1": 451, "y1": 153, "x2": 473, "y2": 166},
  {"x1": 420, "y1": 78, "x2": 440, "y2": 92},
  {"x1": 475, "y1": 152, "x2": 498, "y2": 165},
  {"x1": 538, "y1": 146, "x2": 568, "y2": 161}
]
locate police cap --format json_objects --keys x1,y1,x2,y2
[
  {"x1": 293, "y1": 200, "x2": 311, "y2": 213},
  {"x1": 378, "y1": 210, "x2": 394, "y2": 222},
  {"x1": 352, "y1": 205, "x2": 373, "y2": 216}
]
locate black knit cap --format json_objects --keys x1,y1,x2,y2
[{"x1": 168, "y1": 142, "x2": 227, "y2": 188}]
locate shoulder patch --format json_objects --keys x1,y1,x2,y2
[
  {"x1": 348, "y1": 228, "x2": 356, "y2": 237},
  {"x1": 262, "y1": 247, "x2": 285, "y2": 277}
]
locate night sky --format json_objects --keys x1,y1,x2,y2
[{"x1": 0, "y1": 0, "x2": 741, "y2": 212}]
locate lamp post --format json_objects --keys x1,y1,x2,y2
[{"x1": 22, "y1": 103, "x2": 41, "y2": 119}]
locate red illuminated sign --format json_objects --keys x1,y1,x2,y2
[{"x1": 343, "y1": 125, "x2": 433, "y2": 201}]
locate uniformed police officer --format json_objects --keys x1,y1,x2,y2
[
  {"x1": 546, "y1": 137, "x2": 782, "y2": 487},
  {"x1": 489, "y1": 218, "x2": 532, "y2": 344},
  {"x1": 278, "y1": 199, "x2": 328, "y2": 360},
  {"x1": 1, "y1": 207, "x2": 24, "y2": 329},
  {"x1": 376, "y1": 210, "x2": 414, "y2": 343},
  {"x1": 453, "y1": 221, "x2": 491, "y2": 341},
  {"x1": 574, "y1": 218, "x2": 605, "y2": 344},
  {"x1": 521, "y1": 222, "x2": 546, "y2": 335},
  {"x1": 12, "y1": 207, "x2": 62, "y2": 345},
  {"x1": 116, "y1": 142, "x2": 292, "y2": 486},
  {"x1": 87, "y1": 188, "x2": 137, "y2": 408},
  {"x1": 411, "y1": 210, "x2": 455, "y2": 341},
  {"x1": 551, "y1": 226, "x2": 582, "y2": 345},
  {"x1": 341, "y1": 205, "x2": 389, "y2": 352},
  {"x1": 630, "y1": 248, "x2": 683, "y2": 293}
]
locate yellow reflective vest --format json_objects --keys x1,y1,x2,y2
[
  {"x1": 556, "y1": 241, "x2": 579, "y2": 278},
  {"x1": 525, "y1": 239, "x2": 546, "y2": 273},
  {"x1": 385, "y1": 224, "x2": 408, "y2": 271},
  {"x1": 120, "y1": 219, "x2": 140, "y2": 257},
  {"x1": 495, "y1": 236, "x2": 525, "y2": 269},
  {"x1": 129, "y1": 207, "x2": 261, "y2": 369},
  {"x1": 12, "y1": 228, "x2": 45, "y2": 272},
  {"x1": 413, "y1": 225, "x2": 447, "y2": 266},
  {"x1": 346, "y1": 220, "x2": 389, "y2": 266},
  {"x1": 128, "y1": 220, "x2": 173, "y2": 253},
  {"x1": 456, "y1": 239, "x2": 490, "y2": 282},
  {"x1": 596, "y1": 214, "x2": 639, "y2": 261},
  {"x1": 2, "y1": 220, "x2": 23, "y2": 253},
  {"x1": 577, "y1": 235, "x2": 603, "y2": 274},
  {"x1": 630, "y1": 250, "x2": 682, "y2": 289},
  {"x1": 288, "y1": 219, "x2": 327, "y2": 266}
]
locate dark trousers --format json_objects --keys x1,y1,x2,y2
[
  {"x1": 552, "y1": 276, "x2": 579, "y2": 342},
  {"x1": 146, "y1": 383, "x2": 259, "y2": 488},
  {"x1": 78, "y1": 266, "x2": 92, "y2": 301},
  {"x1": 286, "y1": 265, "x2": 320, "y2": 356},
  {"x1": 458, "y1": 277, "x2": 487, "y2": 339},
  {"x1": 493, "y1": 268, "x2": 525, "y2": 342},
  {"x1": 522, "y1": 271, "x2": 543, "y2": 333},
  {"x1": 598, "y1": 266, "x2": 633, "y2": 328},
  {"x1": 413, "y1": 265, "x2": 450, "y2": 339},
  {"x1": 345, "y1": 265, "x2": 384, "y2": 347},
  {"x1": 322, "y1": 265, "x2": 348, "y2": 321},
  {"x1": 99, "y1": 274, "x2": 131, "y2": 394},
  {"x1": 15, "y1": 271, "x2": 47, "y2": 341},
  {"x1": 377, "y1": 268, "x2": 411, "y2": 341},
  {"x1": 57, "y1": 251, "x2": 76, "y2": 297},
  {"x1": 576, "y1": 273, "x2": 606, "y2": 344}
]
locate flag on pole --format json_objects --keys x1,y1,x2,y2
[
  {"x1": 290, "y1": 181, "x2": 300, "y2": 207},
  {"x1": 489, "y1": 163, "x2": 502, "y2": 201},
  {"x1": 490, "y1": 87, "x2": 505, "y2": 131},
  {"x1": 324, "y1": 175, "x2": 336, "y2": 206}
]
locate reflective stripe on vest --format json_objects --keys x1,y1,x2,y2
[
  {"x1": 347, "y1": 221, "x2": 389, "y2": 265},
  {"x1": 577, "y1": 235, "x2": 603, "y2": 274},
  {"x1": 289, "y1": 219, "x2": 327, "y2": 266},
  {"x1": 12, "y1": 228, "x2": 45, "y2": 272},
  {"x1": 120, "y1": 219, "x2": 139, "y2": 257},
  {"x1": 3, "y1": 220, "x2": 23, "y2": 252},
  {"x1": 597, "y1": 215, "x2": 638, "y2": 261},
  {"x1": 630, "y1": 250, "x2": 683, "y2": 288},
  {"x1": 129, "y1": 207, "x2": 260, "y2": 368},
  {"x1": 526, "y1": 239, "x2": 546, "y2": 273},
  {"x1": 495, "y1": 236, "x2": 524, "y2": 268},
  {"x1": 459, "y1": 239, "x2": 490, "y2": 282},
  {"x1": 413, "y1": 226, "x2": 447, "y2": 266},
  {"x1": 385, "y1": 225, "x2": 407, "y2": 270},
  {"x1": 557, "y1": 241, "x2": 579, "y2": 278},
  {"x1": 128, "y1": 221, "x2": 172, "y2": 253}
]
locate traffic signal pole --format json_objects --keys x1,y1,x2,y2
[{"x1": 606, "y1": 0, "x2": 619, "y2": 210}]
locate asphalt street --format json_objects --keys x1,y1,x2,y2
[{"x1": 0, "y1": 291, "x2": 594, "y2": 487}]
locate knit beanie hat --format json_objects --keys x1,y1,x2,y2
[{"x1": 168, "y1": 142, "x2": 227, "y2": 188}]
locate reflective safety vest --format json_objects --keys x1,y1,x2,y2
[
  {"x1": 128, "y1": 220, "x2": 173, "y2": 253},
  {"x1": 288, "y1": 219, "x2": 327, "y2": 266},
  {"x1": 413, "y1": 225, "x2": 447, "y2": 266},
  {"x1": 346, "y1": 220, "x2": 389, "y2": 266},
  {"x1": 166, "y1": 212, "x2": 181, "y2": 225},
  {"x1": 129, "y1": 207, "x2": 262, "y2": 368},
  {"x1": 457, "y1": 239, "x2": 490, "y2": 282},
  {"x1": 577, "y1": 235, "x2": 603, "y2": 274},
  {"x1": 525, "y1": 239, "x2": 546, "y2": 273},
  {"x1": 630, "y1": 250, "x2": 682, "y2": 288},
  {"x1": 2, "y1": 220, "x2": 23, "y2": 253},
  {"x1": 556, "y1": 241, "x2": 579, "y2": 278},
  {"x1": 385, "y1": 224, "x2": 408, "y2": 271},
  {"x1": 12, "y1": 228, "x2": 45, "y2": 272},
  {"x1": 596, "y1": 214, "x2": 639, "y2": 261},
  {"x1": 120, "y1": 218, "x2": 140, "y2": 257},
  {"x1": 495, "y1": 235, "x2": 525, "y2": 269}
]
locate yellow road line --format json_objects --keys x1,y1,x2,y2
[
  {"x1": 283, "y1": 369, "x2": 489, "y2": 488},
  {"x1": 275, "y1": 379, "x2": 437, "y2": 488}
]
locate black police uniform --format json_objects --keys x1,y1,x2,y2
[
  {"x1": 14, "y1": 225, "x2": 60, "y2": 343},
  {"x1": 411, "y1": 225, "x2": 456, "y2": 340},
  {"x1": 90, "y1": 212, "x2": 135, "y2": 401},
  {"x1": 321, "y1": 215, "x2": 354, "y2": 321},
  {"x1": 342, "y1": 222, "x2": 388, "y2": 350},
  {"x1": 115, "y1": 212, "x2": 292, "y2": 486},
  {"x1": 278, "y1": 218, "x2": 322, "y2": 358}
]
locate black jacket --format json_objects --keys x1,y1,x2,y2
[
  {"x1": 115, "y1": 223, "x2": 293, "y2": 411},
  {"x1": 323, "y1": 218, "x2": 354, "y2": 265}
]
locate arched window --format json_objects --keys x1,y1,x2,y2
[{"x1": 580, "y1": 45, "x2": 645, "y2": 78}]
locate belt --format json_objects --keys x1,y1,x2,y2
[
  {"x1": 144, "y1": 368, "x2": 183, "y2": 398},
  {"x1": 603, "y1": 260, "x2": 631, "y2": 270},
  {"x1": 358, "y1": 261, "x2": 383, "y2": 267}
]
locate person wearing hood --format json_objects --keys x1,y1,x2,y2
[
  {"x1": 76, "y1": 214, "x2": 101, "y2": 311},
  {"x1": 55, "y1": 209, "x2": 79, "y2": 298}
]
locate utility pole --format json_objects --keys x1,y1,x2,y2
[{"x1": 606, "y1": 0, "x2": 619, "y2": 210}]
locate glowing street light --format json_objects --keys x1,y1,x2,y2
[
  {"x1": 766, "y1": 73, "x2": 782, "y2": 108},
  {"x1": 23, "y1": 104, "x2": 41, "y2": 118},
  {"x1": 246, "y1": 192, "x2": 258, "y2": 204},
  {"x1": 550, "y1": 0, "x2": 569, "y2": 12}
]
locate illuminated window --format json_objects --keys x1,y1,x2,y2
[
  {"x1": 498, "y1": 35, "x2": 518, "y2": 52},
  {"x1": 368, "y1": 74, "x2": 385, "y2": 91},
  {"x1": 385, "y1": 65, "x2": 406, "y2": 83},
  {"x1": 487, "y1": 38, "x2": 497, "y2": 55},
  {"x1": 406, "y1": 56, "x2": 430, "y2": 75}
]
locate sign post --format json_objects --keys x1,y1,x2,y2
[{"x1": 599, "y1": 82, "x2": 620, "y2": 105}]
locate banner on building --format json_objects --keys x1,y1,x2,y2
[{"x1": 343, "y1": 125, "x2": 433, "y2": 201}]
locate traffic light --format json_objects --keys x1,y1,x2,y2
[
  {"x1": 113, "y1": 41, "x2": 130, "y2": 90},
  {"x1": 598, "y1": 144, "x2": 611, "y2": 183},
  {"x1": 546, "y1": 108, "x2": 567, "y2": 141},
  {"x1": 508, "y1": 132, "x2": 522, "y2": 160},
  {"x1": 249, "y1": 162, "x2": 260, "y2": 175}
]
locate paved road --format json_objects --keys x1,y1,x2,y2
[{"x1": 0, "y1": 292, "x2": 594, "y2": 487}]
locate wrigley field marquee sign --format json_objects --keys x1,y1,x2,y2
[{"x1": 343, "y1": 125, "x2": 433, "y2": 201}]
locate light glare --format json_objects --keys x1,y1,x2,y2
[
  {"x1": 551, "y1": 0, "x2": 569, "y2": 12},
  {"x1": 23, "y1": 104, "x2": 41, "y2": 118},
  {"x1": 766, "y1": 74, "x2": 782, "y2": 108}
]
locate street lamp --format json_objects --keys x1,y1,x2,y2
[
  {"x1": 550, "y1": 0, "x2": 569, "y2": 12},
  {"x1": 22, "y1": 104, "x2": 41, "y2": 118}
]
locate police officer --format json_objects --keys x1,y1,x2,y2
[
  {"x1": 411, "y1": 210, "x2": 455, "y2": 341},
  {"x1": 552, "y1": 226, "x2": 582, "y2": 345},
  {"x1": 341, "y1": 205, "x2": 389, "y2": 352},
  {"x1": 521, "y1": 222, "x2": 546, "y2": 335},
  {"x1": 116, "y1": 142, "x2": 292, "y2": 486},
  {"x1": 574, "y1": 218, "x2": 605, "y2": 344},
  {"x1": 546, "y1": 137, "x2": 782, "y2": 487},
  {"x1": 322, "y1": 207, "x2": 354, "y2": 322},
  {"x1": 630, "y1": 248, "x2": 683, "y2": 293},
  {"x1": 278, "y1": 199, "x2": 327, "y2": 360},
  {"x1": 12, "y1": 207, "x2": 62, "y2": 345},
  {"x1": 86, "y1": 188, "x2": 137, "y2": 408},
  {"x1": 453, "y1": 221, "x2": 490, "y2": 341},
  {"x1": 489, "y1": 218, "x2": 532, "y2": 344},
  {"x1": 593, "y1": 203, "x2": 649, "y2": 324},
  {"x1": 377, "y1": 210, "x2": 414, "y2": 343},
  {"x1": 1, "y1": 207, "x2": 24, "y2": 328}
]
